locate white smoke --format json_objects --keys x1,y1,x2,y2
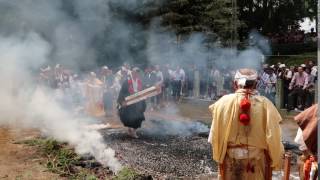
[
  {"x1": 0, "y1": 0, "x2": 271, "y2": 174},
  {"x1": 0, "y1": 0, "x2": 123, "y2": 173},
  {"x1": 0, "y1": 32, "x2": 122, "y2": 173},
  {"x1": 146, "y1": 29, "x2": 268, "y2": 70}
]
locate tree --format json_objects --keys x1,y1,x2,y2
[
  {"x1": 237, "y1": 0, "x2": 317, "y2": 38},
  {"x1": 158, "y1": 0, "x2": 242, "y2": 46}
]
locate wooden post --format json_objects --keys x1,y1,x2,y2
[
  {"x1": 283, "y1": 152, "x2": 292, "y2": 180},
  {"x1": 276, "y1": 79, "x2": 284, "y2": 109},
  {"x1": 315, "y1": 82, "x2": 318, "y2": 104},
  {"x1": 194, "y1": 69, "x2": 200, "y2": 98}
]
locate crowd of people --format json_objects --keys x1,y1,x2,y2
[
  {"x1": 258, "y1": 60, "x2": 317, "y2": 112},
  {"x1": 37, "y1": 59, "x2": 317, "y2": 117},
  {"x1": 267, "y1": 28, "x2": 317, "y2": 44},
  {"x1": 37, "y1": 62, "x2": 318, "y2": 178}
]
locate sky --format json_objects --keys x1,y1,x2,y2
[{"x1": 299, "y1": 17, "x2": 316, "y2": 32}]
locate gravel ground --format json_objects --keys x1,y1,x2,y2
[{"x1": 101, "y1": 119, "x2": 217, "y2": 179}]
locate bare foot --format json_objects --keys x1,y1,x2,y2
[
  {"x1": 127, "y1": 128, "x2": 139, "y2": 138},
  {"x1": 131, "y1": 129, "x2": 139, "y2": 138}
]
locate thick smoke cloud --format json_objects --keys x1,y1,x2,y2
[
  {"x1": 0, "y1": 0, "x2": 123, "y2": 172},
  {"x1": 0, "y1": 0, "x2": 270, "y2": 173},
  {"x1": 147, "y1": 28, "x2": 269, "y2": 70}
]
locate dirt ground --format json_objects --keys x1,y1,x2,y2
[
  {"x1": 0, "y1": 100, "x2": 300, "y2": 180},
  {"x1": 0, "y1": 128, "x2": 63, "y2": 180}
]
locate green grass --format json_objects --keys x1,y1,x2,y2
[
  {"x1": 266, "y1": 51, "x2": 317, "y2": 66},
  {"x1": 22, "y1": 138, "x2": 84, "y2": 177},
  {"x1": 112, "y1": 167, "x2": 141, "y2": 180},
  {"x1": 22, "y1": 138, "x2": 143, "y2": 180}
]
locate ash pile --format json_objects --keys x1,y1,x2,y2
[{"x1": 102, "y1": 119, "x2": 217, "y2": 179}]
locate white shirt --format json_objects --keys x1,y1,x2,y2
[{"x1": 155, "y1": 71, "x2": 164, "y2": 85}]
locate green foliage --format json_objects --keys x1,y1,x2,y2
[
  {"x1": 238, "y1": 0, "x2": 317, "y2": 36},
  {"x1": 16, "y1": 138, "x2": 46, "y2": 146},
  {"x1": 71, "y1": 171, "x2": 98, "y2": 180},
  {"x1": 23, "y1": 138, "x2": 80, "y2": 176},
  {"x1": 158, "y1": 0, "x2": 241, "y2": 46},
  {"x1": 272, "y1": 42, "x2": 317, "y2": 55},
  {"x1": 112, "y1": 167, "x2": 140, "y2": 180},
  {"x1": 266, "y1": 52, "x2": 317, "y2": 66}
]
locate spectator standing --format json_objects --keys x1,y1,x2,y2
[
  {"x1": 186, "y1": 64, "x2": 195, "y2": 97},
  {"x1": 100, "y1": 66, "x2": 114, "y2": 116},
  {"x1": 305, "y1": 68, "x2": 316, "y2": 108},
  {"x1": 179, "y1": 66, "x2": 186, "y2": 97},
  {"x1": 171, "y1": 66, "x2": 184, "y2": 102},
  {"x1": 288, "y1": 66, "x2": 309, "y2": 111},
  {"x1": 154, "y1": 65, "x2": 164, "y2": 109},
  {"x1": 207, "y1": 68, "x2": 216, "y2": 99},
  {"x1": 144, "y1": 66, "x2": 157, "y2": 110},
  {"x1": 283, "y1": 66, "x2": 295, "y2": 108},
  {"x1": 162, "y1": 64, "x2": 172, "y2": 105},
  {"x1": 213, "y1": 69, "x2": 224, "y2": 97},
  {"x1": 260, "y1": 68, "x2": 277, "y2": 104}
]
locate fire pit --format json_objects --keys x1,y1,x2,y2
[{"x1": 101, "y1": 119, "x2": 217, "y2": 179}]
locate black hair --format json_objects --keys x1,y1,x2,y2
[{"x1": 244, "y1": 80, "x2": 257, "y2": 89}]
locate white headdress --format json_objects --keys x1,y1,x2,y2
[
  {"x1": 279, "y1": 64, "x2": 286, "y2": 68},
  {"x1": 90, "y1": 72, "x2": 96, "y2": 77},
  {"x1": 234, "y1": 69, "x2": 258, "y2": 87}
]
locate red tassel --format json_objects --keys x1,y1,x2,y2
[
  {"x1": 240, "y1": 97, "x2": 251, "y2": 111},
  {"x1": 246, "y1": 163, "x2": 251, "y2": 172},
  {"x1": 246, "y1": 163, "x2": 255, "y2": 173},
  {"x1": 239, "y1": 113, "x2": 250, "y2": 126}
]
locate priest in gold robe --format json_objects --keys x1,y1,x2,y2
[
  {"x1": 208, "y1": 68, "x2": 284, "y2": 180},
  {"x1": 85, "y1": 72, "x2": 105, "y2": 117}
]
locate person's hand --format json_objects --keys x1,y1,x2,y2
[{"x1": 288, "y1": 86, "x2": 292, "y2": 90}]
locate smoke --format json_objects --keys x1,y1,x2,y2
[
  {"x1": 0, "y1": 32, "x2": 122, "y2": 173},
  {"x1": 0, "y1": 0, "x2": 271, "y2": 174},
  {"x1": 142, "y1": 119, "x2": 209, "y2": 137},
  {"x1": 146, "y1": 28, "x2": 269, "y2": 70},
  {"x1": 0, "y1": 0, "x2": 124, "y2": 173}
]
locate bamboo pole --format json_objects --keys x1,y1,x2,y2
[{"x1": 283, "y1": 152, "x2": 292, "y2": 180}]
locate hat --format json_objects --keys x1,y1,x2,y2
[
  {"x1": 132, "y1": 67, "x2": 140, "y2": 72},
  {"x1": 279, "y1": 64, "x2": 286, "y2": 68},
  {"x1": 270, "y1": 65, "x2": 275, "y2": 68},
  {"x1": 234, "y1": 68, "x2": 258, "y2": 87},
  {"x1": 102, "y1": 66, "x2": 109, "y2": 70},
  {"x1": 41, "y1": 66, "x2": 51, "y2": 72},
  {"x1": 121, "y1": 66, "x2": 127, "y2": 71},
  {"x1": 301, "y1": 64, "x2": 306, "y2": 68},
  {"x1": 90, "y1": 72, "x2": 96, "y2": 77}
]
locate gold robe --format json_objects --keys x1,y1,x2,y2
[
  {"x1": 208, "y1": 89, "x2": 284, "y2": 180},
  {"x1": 85, "y1": 79, "x2": 105, "y2": 117}
]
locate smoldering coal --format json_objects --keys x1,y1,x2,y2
[{"x1": 139, "y1": 119, "x2": 209, "y2": 137}]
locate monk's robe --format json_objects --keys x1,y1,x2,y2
[
  {"x1": 85, "y1": 79, "x2": 105, "y2": 117},
  {"x1": 117, "y1": 78, "x2": 146, "y2": 129},
  {"x1": 208, "y1": 89, "x2": 284, "y2": 180}
]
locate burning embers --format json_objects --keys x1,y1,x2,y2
[{"x1": 101, "y1": 119, "x2": 216, "y2": 179}]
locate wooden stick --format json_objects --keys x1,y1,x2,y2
[
  {"x1": 124, "y1": 86, "x2": 161, "y2": 106},
  {"x1": 264, "y1": 150, "x2": 272, "y2": 180},
  {"x1": 283, "y1": 152, "x2": 292, "y2": 180}
]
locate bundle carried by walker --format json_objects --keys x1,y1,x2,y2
[{"x1": 123, "y1": 85, "x2": 161, "y2": 106}]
